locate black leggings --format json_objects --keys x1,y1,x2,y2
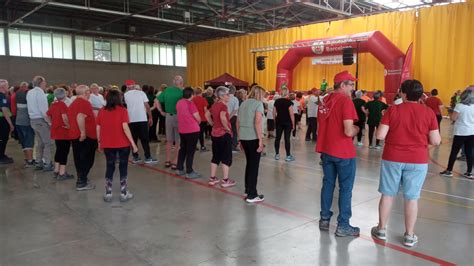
[
  {"x1": 355, "y1": 121, "x2": 365, "y2": 142},
  {"x1": 368, "y1": 124, "x2": 380, "y2": 146},
  {"x1": 129, "y1": 121, "x2": 151, "y2": 159},
  {"x1": 241, "y1": 139, "x2": 262, "y2": 198},
  {"x1": 54, "y1": 139, "x2": 71, "y2": 165},
  {"x1": 177, "y1": 132, "x2": 199, "y2": 173},
  {"x1": 198, "y1": 122, "x2": 207, "y2": 148},
  {"x1": 447, "y1": 135, "x2": 474, "y2": 173},
  {"x1": 436, "y1": 114, "x2": 442, "y2": 133},
  {"x1": 275, "y1": 124, "x2": 292, "y2": 156}
]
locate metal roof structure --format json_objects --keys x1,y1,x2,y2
[{"x1": 0, "y1": 0, "x2": 462, "y2": 44}]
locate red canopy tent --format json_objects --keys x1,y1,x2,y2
[{"x1": 204, "y1": 73, "x2": 249, "y2": 89}]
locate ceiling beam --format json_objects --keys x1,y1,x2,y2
[
  {"x1": 7, "y1": 0, "x2": 49, "y2": 27},
  {"x1": 297, "y1": 0, "x2": 352, "y2": 17}
]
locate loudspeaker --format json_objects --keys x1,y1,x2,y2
[
  {"x1": 256, "y1": 56, "x2": 266, "y2": 71},
  {"x1": 342, "y1": 47, "x2": 354, "y2": 65}
]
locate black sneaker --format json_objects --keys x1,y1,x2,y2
[
  {"x1": 335, "y1": 225, "x2": 360, "y2": 237},
  {"x1": 200, "y1": 146, "x2": 208, "y2": 152},
  {"x1": 440, "y1": 170, "x2": 453, "y2": 177},
  {"x1": 319, "y1": 219, "x2": 330, "y2": 231},
  {"x1": 57, "y1": 173, "x2": 75, "y2": 181},
  {"x1": 76, "y1": 183, "x2": 96, "y2": 191},
  {"x1": 463, "y1": 172, "x2": 473, "y2": 179}
]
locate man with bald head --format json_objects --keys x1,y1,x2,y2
[
  {"x1": 156, "y1": 75, "x2": 184, "y2": 169},
  {"x1": 89, "y1": 83, "x2": 105, "y2": 116},
  {"x1": 68, "y1": 85, "x2": 97, "y2": 191},
  {"x1": 0, "y1": 79, "x2": 14, "y2": 164}
]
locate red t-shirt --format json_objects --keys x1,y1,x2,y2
[
  {"x1": 192, "y1": 95, "x2": 208, "y2": 122},
  {"x1": 47, "y1": 101, "x2": 71, "y2": 140},
  {"x1": 425, "y1": 96, "x2": 442, "y2": 115},
  {"x1": 177, "y1": 99, "x2": 200, "y2": 134},
  {"x1": 381, "y1": 102, "x2": 438, "y2": 163},
  {"x1": 97, "y1": 106, "x2": 131, "y2": 148},
  {"x1": 316, "y1": 92, "x2": 358, "y2": 159},
  {"x1": 210, "y1": 101, "x2": 231, "y2": 137},
  {"x1": 10, "y1": 93, "x2": 17, "y2": 116},
  {"x1": 67, "y1": 97, "x2": 97, "y2": 139}
]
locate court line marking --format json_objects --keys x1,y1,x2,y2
[{"x1": 135, "y1": 163, "x2": 456, "y2": 266}]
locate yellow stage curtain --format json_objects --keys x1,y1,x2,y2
[{"x1": 187, "y1": 2, "x2": 474, "y2": 105}]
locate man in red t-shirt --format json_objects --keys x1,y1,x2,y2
[
  {"x1": 317, "y1": 71, "x2": 360, "y2": 237},
  {"x1": 425, "y1": 89, "x2": 444, "y2": 131},
  {"x1": 192, "y1": 87, "x2": 209, "y2": 151},
  {"x1": 68, "y1": 85, "x2": 98, "y2": 191},
  {"x1": 371, "y1": 80, "x2": 441, "y2": 247}
]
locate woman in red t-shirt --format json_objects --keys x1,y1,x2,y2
[
  {"x1": 97, "y1": 90, "x2": 138, "y2": 202},
  {"x1": 46, "y1": 88, "x2": 74, "y2": 180},
  {"x1": 204, "y1": 86, "x2": 236, "y2": 188}
]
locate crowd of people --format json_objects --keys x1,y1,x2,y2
[{"x1": 0, "y1": 70, "x2": 472, "y2": 247}]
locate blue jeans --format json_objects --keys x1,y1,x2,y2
[{"x1": 320, "y1": 153, "x2": 356, "y2": 227}]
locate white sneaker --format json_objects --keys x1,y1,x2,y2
[
  {"x1": 357, "y1": 142, "x2": 363, "y2": 147},
  {"x1": 246, "y1": 195, "x2": 264, "y2": 203},
  {"x1": 120, "y1": 191, "x2": 134, "y2": 202},
  {"x1": 403, "y1": 233, "x2": 418, "y2": 247}
]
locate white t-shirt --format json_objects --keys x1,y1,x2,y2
[
  {"x1": 394, "y1": 98, "x2": 403, "y2": 105},
  {"x1": 267, "y1": 100, "x2": 275, "y2": 119},
  {"x1": 89, "y1": 93, "x2": 105, "y2": 110},
  {"x1": 124, "y1": 90, "x2": 149, "y2": 123},
  {"x1": 453, "y1": 103, "x2": 474, "y2": 136},
  {"x1": 306, "y1": 95, "x2": 318, "y2": 118},
  {"x1": 292, "y1": 100, "x2": 300, "y2": 114}
]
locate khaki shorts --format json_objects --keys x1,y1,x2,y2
[{"x1": 165, "y1": 113, "x2": 180, "y2": 142}]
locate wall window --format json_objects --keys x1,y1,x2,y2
[
  {"x1": 0, "y1": 29, "x2": 5, "y2": 56},
  {"x1": 8, "y1": 29, "x2": 72, "y2": 59},
  {"x1": 130, "y1": 42, "x2": 174, "y2": 66},
  {"x1": 130, "y1": 42, "x2": 145, "y2": 64},
  {"x1": 76, "y1": 36, "x2": 126, "y2": 62},
  {"x1": 175, "y1": 45, "x2": 187, "y2": 67},
  {"x1": 160, "y1": 44, "x2": 174, "y2": 66}
]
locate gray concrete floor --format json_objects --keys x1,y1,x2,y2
[{"x1": 0, "y1": 121, "x2": 473, "y2": 266}]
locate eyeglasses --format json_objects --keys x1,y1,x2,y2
[{"x1": 348, "y1": 82, "x2": 355, "y2": 86}]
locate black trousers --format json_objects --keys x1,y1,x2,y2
[
  {"x1": 104, "y1": 147, "x2": 130, "y2": 181},
  {"x1": 368, "y1": 124, "x2": 380, "y2": 146},
  {"x1": 436, "y1": 114, "x2": 442, "y2": 132},
  {"x1": 177, "y1": 132, "x2": 199, "y2": 173},
  {"x1": 305, "y1": 117, "x2": 317, "y2": 141},
  {"x1": 275, "y1": 123, "x2": 292, "y2": 156},
  {"x1": 129, "y1": 121, "x2": 151, "y2": 159},
  {"x1": 198, "y1": 122, "x2": 207, "y2": 148},
  {"x1": 447, "y1": 135, "x2": 474, "y2": 173},
  {"x1": 0, "y1": 118, "x2": 9, "y2": 158},
  {"x1": 150, "y1": 109, "x2": 159, "y2": 141},
  {"x1": 241, "y1": 139, "x2": 262, "y2": 198},
  {"x1": 355, "y1": 121, "x2": 365, "y2": 142},
  {"x1": 158, "y1": 112, "x2": 166, "y2": 135},
  {"x1": 54, "y1": 139, "x2": 71, "y2": 165},
  {"x1": 230, "y1": 116, "x2": 238, "y2": 148},
  {"x1": 72, "y1": 138, "x2": 97, "y2": 186}
]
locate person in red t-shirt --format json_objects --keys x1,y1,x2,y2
[
  {"x1": 205, "y1": 86, "x2": 236, "y2": 188},
  {"x1": 192, "y1": 87, "x2": 209, "y2": 151},
  {"x1": 67, "y1": 85, "x2": 98, "y2": 191},
  {"x1": 316, "y1": 70, "x2": 360, "y2": 237},
  {"x1": 97, "y1": 89, "x2": 138, "y2": 202},
  {"x1": 46, "y1": 88, "x2": 74, "y2": 181},
  {"x1": 425, "y1": 89, "x2": 444, "y2": 131},
  {"x1": 371, "y1": 80, "x2": 441, "y2": 247}
]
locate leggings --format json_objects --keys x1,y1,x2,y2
[
  {"x1": 368, "y1": 125, "x2": 380, "y2": 146},
  {"x1": 275, "y1": 124, "x2": 292, "y2": 156},
  {"x1": 447, "y1": 135, "x2": 474, "y2": 173}
]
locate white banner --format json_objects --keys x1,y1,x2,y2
[{"x1": 312, "y1": 54, "x2": 357, "y2": 65}]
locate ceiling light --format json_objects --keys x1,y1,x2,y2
[
  {"x1": 164, "y1": 4, "x2": 171, "y2": 9},
  {"x1": 227, "y1": 18, "x2": 235, "y2": 22}
]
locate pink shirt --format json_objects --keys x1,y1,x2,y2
[{"x1": 177, "y1": 99, "x2": 200, "y2": 134}]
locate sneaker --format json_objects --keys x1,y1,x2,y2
[
  {"x1": 457, "y1": 155, "x2": 466, "y2": 161},
  {"x1": 246, "y1": 195, "x2": 264, "y2": 203},
  {"x1": 220, "y1": 178, "x2": 236, "y2": 188},
  {"x1": 200, "y1": 146, "x2": 208, "y2": 152},
  {"x1": 103, "y1": 192, "x2": 113, "y2": 203},
  {"x1": 176, "y1": 170, "x2": 186, "y2": 176},
  {"x1": 285, "y1": 155, "x2": 295, "y2": 162},
  {"x1": 369, "y1": 145, "x2": 375, "y2": 149},
  {"x1": 440, "y1": 170, "x2": 453, "y2": 177},
  {"x1": 57, "y1": 173, "x2": 75, "y2": 181},
  {"x1": 42, "y1": 163, "x2": 54, "y2": 172},
  {"x1": 305, "y1": 138, "x2": 311, "y2": 142},
  {"x1": 144, "y1": 157, "x2": 158, "y2": 164},
  {"x1": 357, "y1": 142, "x2": 363, "y2": 147},
  {"x1": 186, "y1": 171, "x2": 202, "y2": 179},
  {"x1": 0, "y1": 158, "x2": 13, "y2": 164},
  {"x1": 335, "y1": 225, "x2": 360, "y2": 237},
  {"x1": 232, "y1": 147, "x2": 240, "y2": 153},
  {"x1": 403, "y1": 233, "x2": 418, "y2": 247},
  {"x1": 319, "y1": 219, "x2": 330, "y2": 231},
  {"x1": 132, "y1": 157, "x2": 142, "y2": 164},
  {"x1": 35, "y1": 162, "x2": 44, "y2": 170},
  {"x1": 371, "y1": 226, "x2": 387, "y2": 240},
  {"x1": 76, "y1": 183, "x2": 96, "y2": 191},
  {"x1": 24, "y1": 160, "x2": 36, "y2": 168},
  {"x1": 275, "y1": 154, "x2": 280, "y2": 161},
  {"x1": 463, "y1": 172, "x2": 473, "y2": 179},
  {"x1": 208, "y1": 176, "x2": 220, "y2": 186},
  {"x1": 120, "y1": 191, "x2": 134, "y2": 202},
  {"x1": 53, "y1": 172, "x2": 59, "y2": 178},
  {"x1": 375, "y1": 145, "x2": 382, "y2": 150}
]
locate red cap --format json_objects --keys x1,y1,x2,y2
[
  {"x1": 334, "y1": 71, "x2": 357, "y2": 84},
  {"x1": 125, "y1": 79, "x2": 135, "y2": 86}
]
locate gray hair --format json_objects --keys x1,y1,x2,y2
[
  {"x1": 355, "y1": 90, "x2": 363, "y2": 99},
  {"x1": 75, "y1": 85, "x2": 90, "y2": 95},
  {"x1": 90, "y1": 83, "x2": 99, "y2": 89},
  {"x1": 215, "y1": 86, "x2": 229, "y2": 98},
  {"x1": 228, "y1": 85, "x2": 236, "y2": 95},
  {"x1": 173, "y1": 75, "x2": 184, "y2": 87},
  {"x1": 20, "y1": 81, "x2": 29, "y2": 87},
  {"x1": 460, "y1": 88, "x2": 474, "y2": 106},
  {"x1": 54, "y1": 88, "x2": 67, "y2": 100},
  {"x1": 32, "y1": 76, "x2": 46, "y2": 87}
]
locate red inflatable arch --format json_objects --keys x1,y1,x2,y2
[{"x1": 276, "y1": 31, "x2": 405, "y2": 103}]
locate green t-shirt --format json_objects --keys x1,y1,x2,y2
[
  {"x1": 157, "y1": 86, "x2": 183, "y2": 115},
  {"x1": 366, "y1": 100, "x2": 388, "y2": 126},
  {"x1": 238, "y1": 99, "x2": 264, "y2": 140},
  {"x1": 47, "y1": 93, "x2": 55, "y2": 106},
  {"x1": 353, "y1": 98, "x2": 367, "y2": 123},
  {"x1": 321, "y1": 81, "x2": 328, "y2": 91}
]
